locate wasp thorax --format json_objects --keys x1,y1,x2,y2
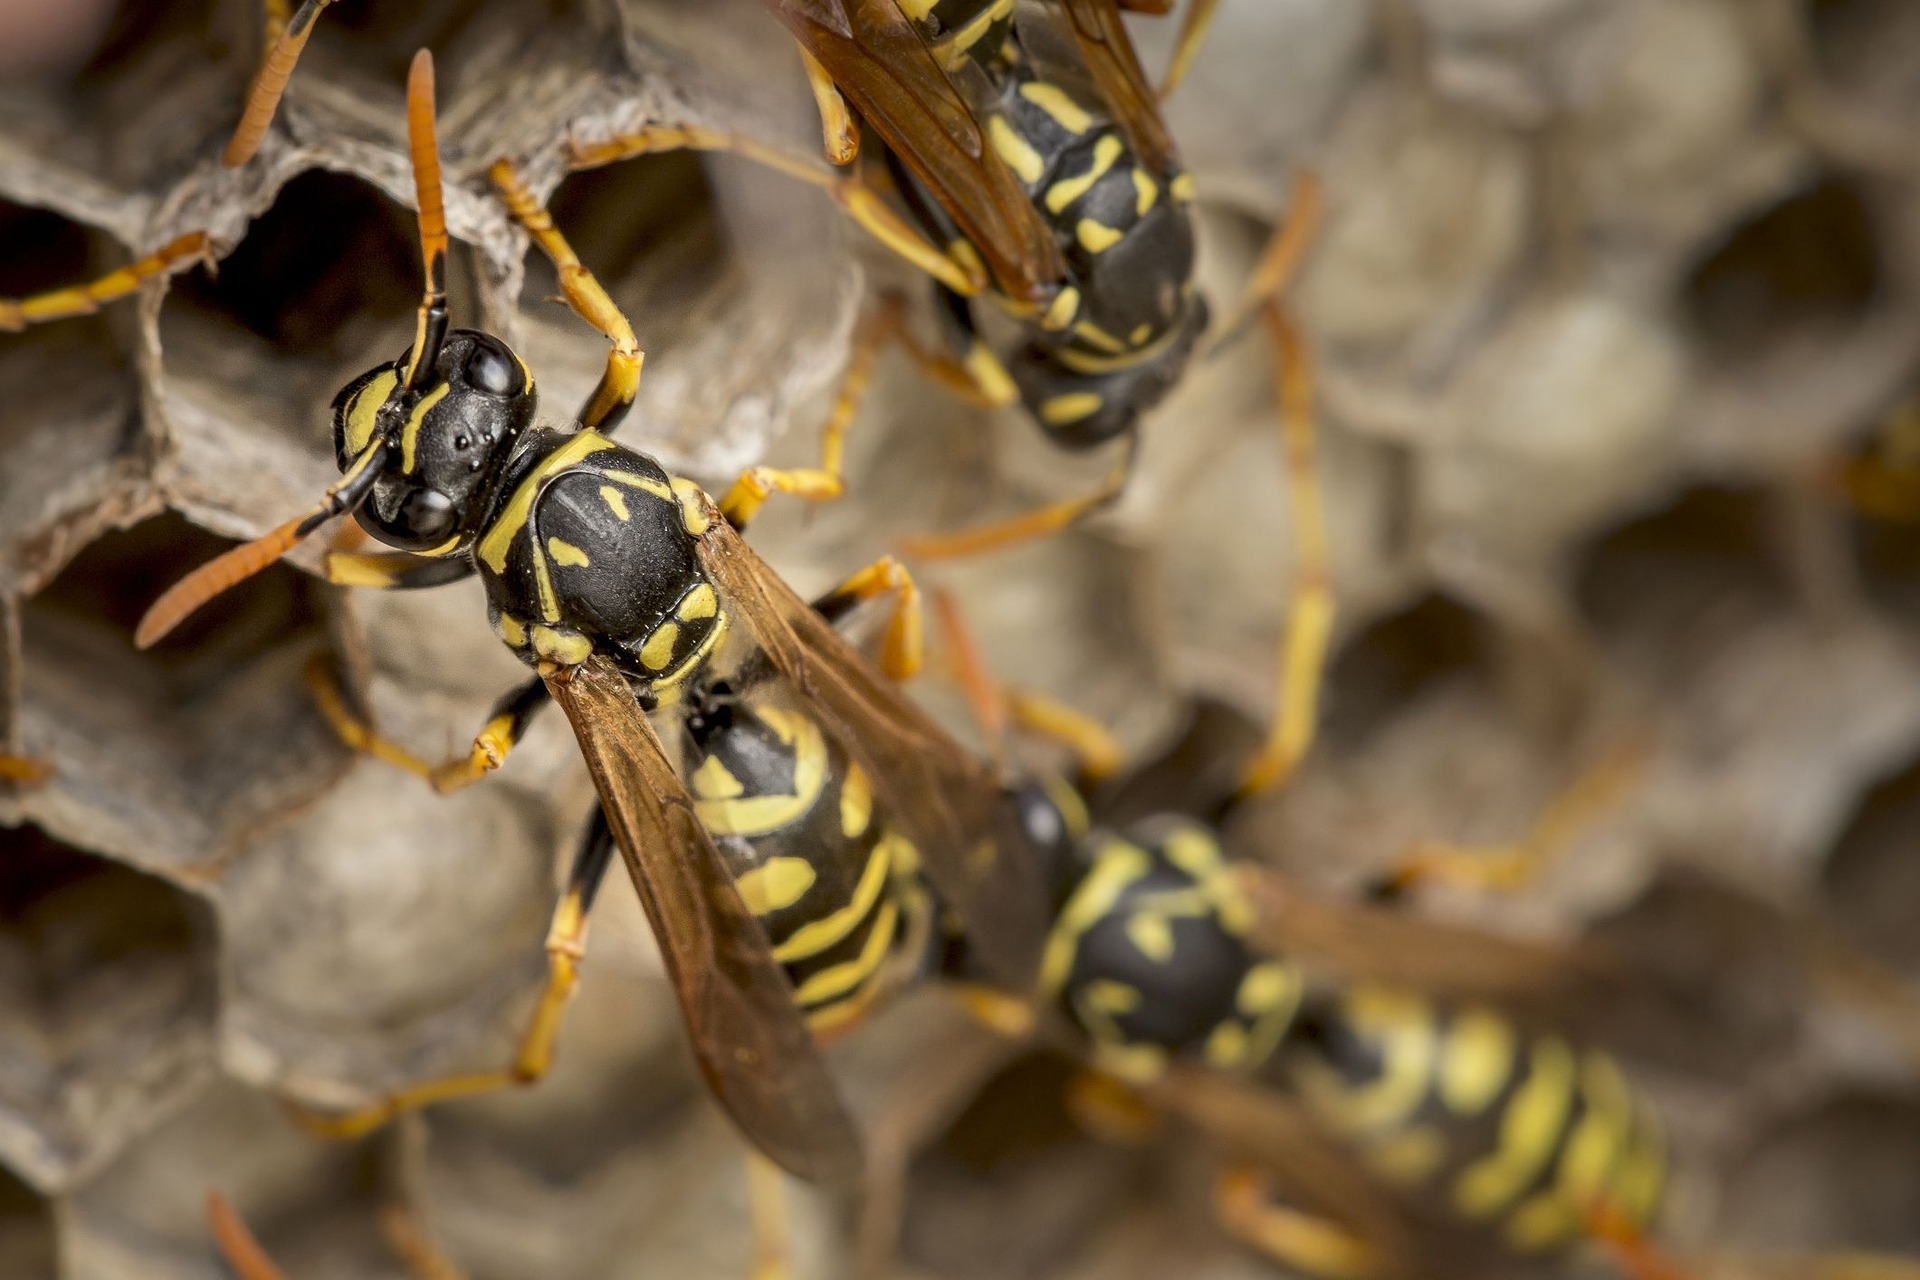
[{"x1": 331, "y1": 329, "x2": 537, "y2": 553}]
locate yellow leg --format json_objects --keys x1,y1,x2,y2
[
  {"x1": 1236, "y1": 302, "x2": 1333, "y2": 798},
  {"x1": 489, "y1": 160, "x2": 645, "y2": 433},
  {"x1": 305, "y1": 655, "x2": 547, "y2": 795},
  {"x1": 1584, "y1": 1201, "x2": 1689, "y2": 1280},
  {"x1": 950, "y1": 984, "x2": 1039, "y2": 1039},
  {"x1": 225, "y1": 0, "x2": 334, "y2": 167},
  {"x1": 290, "y1": 822, "x2": 608, "y2": 1139},
  {"x1": 896, "y1": 432, "x2": 1138, "y2": 561},
  {"x1": 795, "y1": 43, "x2": 859, "y2": 166},
  {"x1": 1384, "y1": 740, "x2": 1649, "y2": 894},
  {"x1": 1006, "y1": 690, "x2": 1126, "y2": 784},
  {"x1": 0, "y1": 231, "x2": 211, "y2": 332},
  {"x1": 1214, "y1": 1166, "x2": 1382, "y2": 1280},
  {"x1": 747, "y1": 1153, "x2": 790, "y2": 1280},
  {"x1": 806, "y1": 557, "x2": 924, "y2": 680},
  {"x1": 1159, "y1": 0, "x2": 1223, "y2": 98},
  {"x1": 0, "y1": 755, "x2": 51, "y2": 785},
  {"x1": 1064, "y1": 1069, "x2": 1162, "y2": 1145},
  {"x1": 206, "y1": 1191, "x2": 286, "y2": 1280},
  {"x1": 896, "y1": 318, "x2": 1020, "y2": 409},
  {"x1": 568, "y1": 124, "x2": 983, "y2": 296},
  {"x1": 379, "y1": 1200, "x2": 470, "y2": 1280}
]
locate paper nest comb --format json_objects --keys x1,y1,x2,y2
[{"x1": 2, "y1": 0, "x2": 1920, "y2": 1275}]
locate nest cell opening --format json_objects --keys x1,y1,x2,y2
[
  {"x1": 1821, "y1": 746, "x2": 1920, "y2": 974},
  {"x1": 0, "y1": 200, "x2": 143, "y2": 564},
  {"x1": 19, "y1": 513, "x2": 346, "y2": 863},
  {"x1": 1316, "y1": 592, "x2": 1498, "y2": 754},
  {"x1": 1715, "y1": 1093, "x2": 1920, "y2": 1255},
  {"x1": 529, "y1": 152, "x2": 726, "y2": 351},
  {"x1": 0, "y1": 1167, "x2": 51, "y2": 1276},
  {"x1": 0, "y1": 823, "x2": 215, "y2": 1185},
  {"x1": 1572, "y1": 484, "x2": 1792, "y2": 680},
  {"x1": 70, "y1": 0, "x2": 251, "y2": 186},
  {"x1": 1682, "y1": 176, "x2": 1883, "y2": 370}
]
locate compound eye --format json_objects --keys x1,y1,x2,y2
[
  {"x1": 464, "y1": 335, "x2": 523, "y2": 397},
  {"x1": 398, "y1": 487, "x2": 457, "y2": 543}
]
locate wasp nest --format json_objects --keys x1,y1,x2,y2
[{"x1": 3, "y1": 0, "x2": 1920, "y2": 1276}]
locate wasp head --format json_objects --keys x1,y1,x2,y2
[{"x1": 331, "y1": 328, "x2": 536, "y2": 553}]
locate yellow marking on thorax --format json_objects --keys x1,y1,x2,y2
[
  {"x1": 1299, "y1": 987, "x2": 1437, "y2": 1135},
  {"x1": 1040, "y1": 391, "x2": 1102, "y2": 426},
  {"x1": 547, "y1": 537, "x2": 590, "y2": 568},
  {"x1": 1040, "y1": 840, "x2": 1151, "y2": 996},
  {"x1": 1129, "y1": 323, "x2": 1151, "y2": 345},
  {"x1": 692, "y1": 754, "x2": 745, "y2": 800},
  {"x1": 988, "y1": 116, "x2": 1046, "y2": 184},
  {"x1": 792, "y1": 899, "x2": 900, "y2": 1006},
  {"x1": 1044, "y1": 135, "x2": 1123, "y2": 213},
  {"x1": 1132, "y1": 168, "x2": 1159, "y2": 218},
  {"x1": 1125, "y1": 912, "x2": 1174, "y2": 963},
  {"x1": 1072, "y1": 319, "x2": 1128, "y2": 354},
  {"x1": 1020, "y1": 81, "x2": 1094, "y2": 133},
  {"x1": 492, "y1": 612, "x2": 528, "y2": 649},
  {"x1": 693, "y1": 709, "x2": 828, "y2": 837},
  {"x1": 599, "y1": 485, "x2": 630, "y2": 521},
  {"x1": 399, "y1": 382, "x2": 450, "y2": 473},
  {"x1": 773, "y1": 829, "x2": 900, "y2": 963},
  {"x1": 1041, "y1": 285, "x2": 1080, "y2": 330},
  {"x1": 735, "y1": 856, "x2": 817, "y2": 916},
  {"x1": 602, "y1": 469, "x2": 674, "y2": 502},
  {"x1": 530, "y1": 625, "x2": 591, "y2": 666},
  {"x1": 671, "y1": 476, "x2": 711, "y2": 535},
  {"x1": 1452, "y1": 1036, "x2": 1577, "y2": 1220},
  {"x1": 896, "y1": 0, "x2": 936, "y2": 18},
  {"x1": 479, "y1": 431, "x2": 618, "y2": 573},
  {"x1": 677, "y1": 583, "x2": 718, "y2": 621},
  {"x1": 639, "y1": 622, "x2": 681, "y2": 671},
  {"x1": 1231, "y1": 961, "x2": 1303, "y2": 1071},
  {"x1": 1162, "y1": 825, "x2": 1226, "y2": 878},
  {"x1": 1439, "y1": 1008, "x2": 1516, "y2": 1115},
  {"x1": 1077, "y1": 218, "x2": 1125, "y2": 254},
  {"x1": 343, "y1": 369, "x2": 398, "y2": 454},
  {"x1": 1170, "y1": 173, "x2": 1196, "y2": 201},
  {"x1": 839, "y1": 765, "x2": 873, "y2": 838}
]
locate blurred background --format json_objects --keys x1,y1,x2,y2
[{"x1": 4, "y1": 0, "x2": 1920, "y2": 1275}]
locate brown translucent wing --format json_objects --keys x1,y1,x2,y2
[
  {"x1": 1243, "y1": 868, "x2": 1800, "y2": 1077},
  {"x1": 694, "y1": 509, "x2": 1049, "y2": 991},
  {"x1": 1047, "y1": 0, "x2": 1177, "y2": 175},
  {"x1": 763, "y1": 0, "x2": 1066, "y2": 305},
  {"x1": 546, "y1": 655, "x2": 863, "y2": 1186},
  {"x1": 1162, "y1": 1067, "x2": 1501, "y2": 1280}
]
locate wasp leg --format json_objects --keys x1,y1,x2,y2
[
  {"x1": 1235, "y1": 302, "x2": 1333, "y2": 799},
  {"x1": 488, "y1": 160, "x2": 644, "y2": 435},
  {"x1": 1065, "y1": 1069, "x2": 1163, "y2": 1145},
  {"x1": 797, "y1": 556, "x2": 923, "y2": 681},
  {"x1": 1584, "y1": 1201, "x2": 1690, "y2": 1280},
  {"x1": 0, "y1": 755, "x2": 52, "y2": 785},
  {"x1": 1007, "y1": 691, "x2": 1127, "y2": 784},
  {"x1": 225, "y1": 0, "x2": 335, "y2": 167},
  {"x1": 915, "y1": 284, "x2": 1020, "y2": 408},
  {"x1": 896, "y1": 431, "x2": 1140, "y2": 561},
  {"x1": 0, "y1": 231, "x2": 211, "y2": 332},
  {"x1": 378, "y1": 1199, "x2": 469, "y2": 1280},
  {"x1": 1379, "y1": 742, "x2": 1650, "y2": 895},
  {"x1": 1215, "y1": 1166, "x2": 1383, "y2": 1280},
  {"x1": 306, "y1": 655, "x2": 550, "y2": 796},
  {"x1": 743, "y1": 1153, "x2": 792, "y2": 1280},
  {"x1": 293, "y1": 809, "x2": 614, "y2": 1140},
  {"x1": 568, "y1": 126, "x2": 983, "y2": 297},
  {"x1": 794, "y1": 42, "x2": 859, "y2": 166},
  {"x1": 1159, "y1": 0, "x2": 1222, "y2": 99},
  {"x1": 207, "y1": 1191, "x2": 286, "y2": 1280}
]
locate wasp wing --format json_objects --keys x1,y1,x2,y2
[
  {"x1": 1041, "y1": 0, "x2": 1177, "y2": 176},
  {"x1": 694, "y1": 509, "x2": 1049, "y2": 992},
  {"x1": 546, "y1": 654, "x2": 864, "y2": 1187},
  {"x1": 763, "y1": 0, "x2": 1067, "y2": 305}
]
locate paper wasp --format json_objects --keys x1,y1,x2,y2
[{"x1": 133, "y1": 49, "x2": 1046, "y2": 1188}]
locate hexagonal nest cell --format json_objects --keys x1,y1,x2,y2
[{"x1": 2, "y1": 0, "x2": 1920, "y2": 1276}]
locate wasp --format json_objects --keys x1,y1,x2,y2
[
  {"x1": 133, "y1": 49, "x2": 1046, "y2": 1189},
  {"x1": 558, "y1": 0, "x2": 1316, "y2": 559}
]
